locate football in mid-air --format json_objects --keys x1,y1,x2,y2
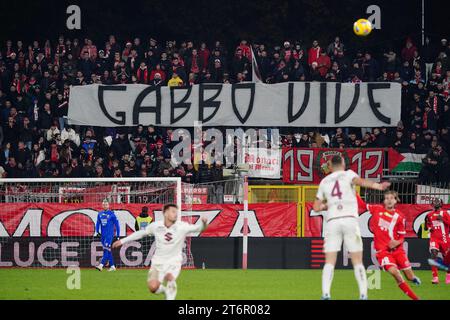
[{"x1": 353, "y1": 18, "x2": 373, "y2": 36}]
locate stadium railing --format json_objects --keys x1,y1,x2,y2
[{"x1": 362, "y1": 180, "x2": 450, "y2": 205}]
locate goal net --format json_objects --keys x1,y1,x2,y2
[{"x1": 0, "y1": 177, "x2": 200, "y2": 269}]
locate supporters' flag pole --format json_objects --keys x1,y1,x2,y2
[
  {"x1": 176, "y1": 177, "x2": 182, "y2": 222},
  {"x1": 251, "y1": 47, "x2": 262, "y2": 83},
  {"x1": 421, "y1": 0, "x2": 425, "y2": 46},
  {"x1": 242, "y1": 175, "x2": 249, "y2": 270},
  {"x1": 387, "y1": 148, "x2": 405, "y2": 171}
]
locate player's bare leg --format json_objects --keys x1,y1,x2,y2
[
  {"x1": 322, "y1": 252, "x2": 337, "y2": 300},
  {"x1": 402, "y1": 267, "x2": 421, "y2": 286},
  {"x1": 164, "y1": 273, "x2": 177, "y2": 300},
  {"x1": 444, "y1": 250, "x2": 450, "y2": 284},
  {"x1": 349, "y1": 251, "x2": 368, "y2": 300},
  {"x1": 147, "y1": 279, "x2": 165, "y2": 294},
  {"x1": 430, "y1": 249, "x2": 440, "y2": 284},
  {"x1": 147, "y1": 269, "x2": 166, "y2": 296},
  {"x1": 386, "y1": 266, "x2": 419, "y2": 300}
]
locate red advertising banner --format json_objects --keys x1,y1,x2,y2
[
  {"x1": 0, "y1": 203, "x2": 297, "y2": 238},
  {"x1": 304, "y1": 202, "x2": 450, "y2": 238},
  {"x1": 282, "y1": 148, "x2": 384, "y2": 184}
]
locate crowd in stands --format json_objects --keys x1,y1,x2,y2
[{"x1": 0, "y1": 35, "x2": 449, "y2": 182}]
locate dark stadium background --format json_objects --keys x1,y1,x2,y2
[{"x1": 0, "y1": 0, "x2": 448, "y2": 55}]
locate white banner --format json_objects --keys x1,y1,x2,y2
[
  {"x1": 68, "y1": 82, "x2": 401, "y2": 127},
  {"x1": 245, "y1": 148, "x2": 281, "y2": 179},
  {"x1": 416, "y1": 185, "x2": 450, "y2": 204}
]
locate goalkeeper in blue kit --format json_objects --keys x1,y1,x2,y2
[{"x1": 95, "y1": 199, "x2": 120, "y2": 271}]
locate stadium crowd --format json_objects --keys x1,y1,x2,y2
[{"x1": 0, "y1": 35, "x2": 449, "y2": 182}]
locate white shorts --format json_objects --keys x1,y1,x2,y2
[
  {"x1": 323, "y1": 217, "x2": 363, "y2": 253},
  {"x1": 148, "y1": 263, "x2": 181, "y2": 283}
]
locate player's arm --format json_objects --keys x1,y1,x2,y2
[
  {"x1": 312, "y1": 199, "x2": 327, "y2": 212},
  {"x1": 440, "y1": 211, "x2": 450, "y2": 226},
  {"x1": 94, "y1": 212, "x2": 101, "y2": 236},
  {"x1": 356, "y1": 193, "x2": 385, "y2": 216},
  {"x1": 312, "y1": 184, "x2": 327, "y2": 212},
  {"x1": 356, "y1": 193, "x2": 370, "y2": 212},
  {"x1": 352, "y1": 177, "x2": 391, "y2": 191},
  {"x1": 112, "y1": 223, "x2": 154, "y2": 249},
  {"x1": 388, "y1": 238, "x2": 403, "y2": 249},
  {"x1": 186, "y1": 217, "x2": 208, "y2": 234},
  {"x1": 113, "y1": 212, "x2": 120, "y2": 240},
  {"x1": 389, "y1": 215, "x2": 406, "y2": 249}
]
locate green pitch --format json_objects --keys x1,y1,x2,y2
[{"x1": 0, "y1": 269, "x2": 449, "y2": 300}]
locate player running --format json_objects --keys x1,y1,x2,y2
[
  {"x1": 95, "y1": 199, "x2": 120, "y2": 272},
  {"x1": 313, "y1": 155, "x2": 390, "y2": 300},
  {"x1": 112, "y1": 203, "x2": 208, "y2": 300},
  {"x1": 425, "y1": 199, "x2": 450, "y2": 284},
  {"x1": 358, "y1": 191, "x2": 421, "y2": 300}
]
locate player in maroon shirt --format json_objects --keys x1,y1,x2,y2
[
  {"x1": 358, "y1": 191, "x2": 421, "y2": 300},
  {"x1": 425, "y1": 199, "x2": 450, "y2": 284}
]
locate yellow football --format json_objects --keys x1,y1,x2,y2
[{"x1": 353, "y1": 18, "x2": 373, "y2": 36}]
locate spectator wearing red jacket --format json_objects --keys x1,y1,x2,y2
[
  {"x1": 198, "y1": 42, "x2": 210, "y2": 73},
  {"x1": 186, "y1": 49, "x2": 203, "y2": 75},
  {"x1": 307, "y1": 40, "x2": 321, "y2": 66},
  {"x1": 237, "y1": 40, "x2": 252, "y2": 61},
  {"x1": 136, "y1": 62, "x2": 150, "y2": 84},
  {"x1": 317, "y1": 50, "x2": 331, "y2": 78},
  {"x1": 150, "y1": 64, "x2": 166, "y2": 82},
  {"x1": 281, "y1": 41, "x2": 293, "y2": 62},
  {"x1": 81, "y1": 39, "x2": 97, "y2": 61}
]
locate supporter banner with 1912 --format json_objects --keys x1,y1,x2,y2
[
  {"x1": 304, "y1": 203, "x2": 449, "y2": 238},
  {"x1": 68, "y1": 82, "x2": 401, "y2": 127},
  {"x1": 0, "y1": 203, "x2": 297, "y2": 238},
  {"x1": 282, "y1": 148, "x2": 384, "y2": 184}
]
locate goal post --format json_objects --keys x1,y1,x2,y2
[
  {"x1": 242, "y1": 175, "x2": 249, "y2": 270},
  {"x1": 0, "y1": 176, "x2": 182, "y2": 208},
  {"x1": 0, "y1": 177, "x2": 191, "y2": 268}
]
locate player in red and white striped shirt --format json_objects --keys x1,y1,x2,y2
[
  {"x1": 358, "y1": 191, "x2": 421, "y2": 300},
  {"x1": 425, "y1": 199, "x2": 450, "y2": 284}
]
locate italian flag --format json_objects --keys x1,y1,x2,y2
[{"x1": 391, "y1": 152, "x2": 426, "y2": 173}]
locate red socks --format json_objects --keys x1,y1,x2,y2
[
  {"x1": 398, "y1": 281, "x2": 419, "y2": 300},
  {"x1": 432, "y1": 266, "x2": 439, "y2": 278}
]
